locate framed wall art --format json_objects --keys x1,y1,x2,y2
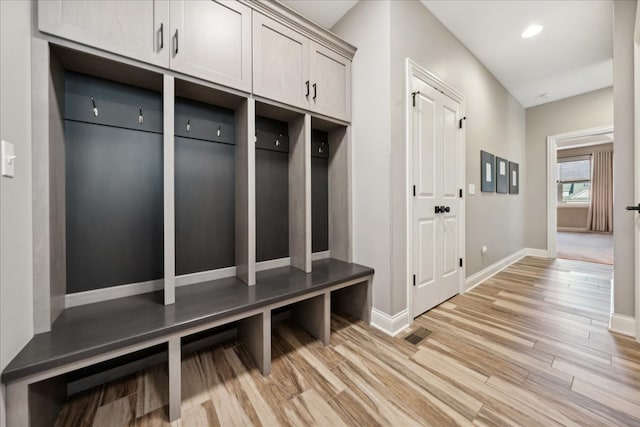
[
  {"x1": 481, "y1": 150, "x2": 495, "y2": 192},
  {"x1": 509, "y1": 161, "x2": 519, "y2": 194},
  {"x1": 496, "y1": 156, "x2": 508, "y2": 193}
]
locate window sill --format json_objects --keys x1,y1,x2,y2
[{"x1": 557, "y1": 204, "x2": 589, "y2": 209}]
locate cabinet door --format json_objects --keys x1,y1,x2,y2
[
  {"x1": 38, "y1": 0, "x2": 169, "y2": 67},
  {"x1": 169, "y1": 0, "x2": 251, "y2": 92},
  {"x1": 253, "y1": 12, "x2": 310, "y2": 110},
  {"x1": 310, "y1": 42, "x2": 351, "y2": 121}
]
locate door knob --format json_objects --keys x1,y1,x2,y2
[
  {"x1": 444, "y1": 206, "x2": 450, "y2": 213},
  {"x1": 626, "y1": 203, "x2": 640, "y2": 211}
]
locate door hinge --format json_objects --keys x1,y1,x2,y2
[
  {"x1": 413, "y1": 185, "x2": 416, "y2": 197},
  {"x1": 459, "y1": 258, "x2": 463, "y2": 267},
  {"x1": 459, "y1": 188, "x2": 463, "y2": 198},
  {"x1": 458, "y1": 116, "x2": 467, "y2": 129},
  {"x1": 413, "y1": 274, "x2": 416, "y2": 286},
  {"x1": 412, "y1": 91, "x2": 420, "y2": 107}
]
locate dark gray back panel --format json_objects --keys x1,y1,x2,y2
[
  {"x1": 255, "y1": 116, "x2": 289, "y2": 153},
  {"x1": 311, "y1": 157, "x2": 329, "y2": 253},
  {"x1": 175, "y1": 98, "x2": 235, "y2": 145},
  {"x1": 65, "y1": 121, "x2": 164, "y2": 293},
  {"x1": 311, "y1": 130, "x2": 329, "y2": 252},
  {"x1": 255, "y1": 117, "x2": 289, "y2": 262},
  {"x1": 311, "y1": 130, "x2": 330, "y2": 159},
  {"x1": 255, "y1": 149, "x2": 289, "y2": 262},
  {"x1": 65, "y1": 71, "x2": 163, "y2": 133},
  {"x1": 175, "y1": 135, "x2": 235, "y2": 275},
  {"x1": 65, "y1": 72, "x2": 164, "y2": 294}
]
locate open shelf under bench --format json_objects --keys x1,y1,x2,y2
[{"x1": 2, "y1": 259, "x2": 373, "y2": 426}]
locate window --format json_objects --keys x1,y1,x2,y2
[{"x1": 557, "y1": 155, "x2": 591, "y2": 204}]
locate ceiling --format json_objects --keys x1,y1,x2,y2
[
  {"x1": 281, "y1": 0, "x2": 613, "y2": 109},
  {"x1": 279, "y1": 0, "x2": 358, "y2": 29}
]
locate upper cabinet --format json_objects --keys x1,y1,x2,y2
[
  {"x1": 252, "y1": 13, "x2": 310, "y2": 111},
  {"x1": 39, "y1": 0, "x2": 170, "y2": 68},
  {"x1": 252, "y1": 12, "x2": 352, "y2": 122},
  {"x1": 38, "y1": 0, "x2": 251, "y2": 92},
  {"x1": 38, "y1": 1, "x2": 354, "y2": 121},
  {"x1": 309, "y1": 42, "x2": 351, "y2": 122},
  {"x1": 169, "y1": 1, "x2": 252, "y2": 92}
]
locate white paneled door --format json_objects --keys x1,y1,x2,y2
[{"x1": 412, "y1": 76, "x2": 462, "y2": 317}]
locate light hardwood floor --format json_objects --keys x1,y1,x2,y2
[{"x1": 55, "y1": 257, "x2": 640, "y2": 426}]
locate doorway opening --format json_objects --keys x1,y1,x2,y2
[
  {"x1": 546, "y1": 126, "x2": 614, "y2": 265},
  {"x1": 555, "y1": 133, "x2": 614, "y2": 265}
]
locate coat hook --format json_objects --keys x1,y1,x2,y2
[
  {"x1": 275, "y1": 133, "x2": 282, "y2": 147},
  {"x1": 217, "y1": 125, "x2": 221, "y2": 137},
  {"x1": 319, "y1": 142, "x2": 325, "y2": 154},
  {"x1": 186, "y1": 119, "x2": 191, "y2": 132},
  {"x1": 91, "y1": 97, "x2": 98, "y2": 117},
  {"x1": 138, "y1": 106, "x2": 144, "y2": 124}
]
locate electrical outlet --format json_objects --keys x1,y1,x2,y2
[{"x1": 2, "y1": 140, "x2": 16, "y2": 178}]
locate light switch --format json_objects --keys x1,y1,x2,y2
[
  {"x1": 2, "y1": 140, "x2": 16, "y2": 178},
  {"x1": 468, "y1": 184, "x2": 476, "y2": 195}
]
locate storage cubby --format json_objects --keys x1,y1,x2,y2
[
  {"x1": 311, "y1": 118, "x2": 352, "y2": 262},
  {"x1": 34, "y1": 45, "x2": 166, "y2": 315},
  {"x1": 64, "y1": 71, "x2": 165, "y2": 294},
  {"x1": 311, "y1": 129, "x2": 329, "y2": 254},
  {"x1": 172, "y1": 79, "x2": 252, "y2": 286},
  {"x1": 254, "y1": 102, "x2": 311, "y2": 272},
  {"x1": 174, "y1": 87, "x2": 236, "y2": 276},
  {"x1": 255, "y1": 115, "x2": 290, "y2": 262}
]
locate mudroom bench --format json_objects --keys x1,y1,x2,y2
[{"x1": 2, "y1": 259, "x2": 373, "y2": 426}]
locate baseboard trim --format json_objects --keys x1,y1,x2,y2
[
  {"x1": 524, "y1": 248, "x2": 549, "y2": 258},
  {"x1": 370, "y1": 308, "x2": 410, "y2": 337},
  {"x1": 465, "y1": 249, "x2": 527, "y2": 292},
  {"x1": 312, "y1": 251, "x2": 331, "y2": 261},
  {"x1": 176, "y1": 267, "x2": 237, "y2": 287},
  {"x1": 609, "y1": 313, "x2": 636, "y2": 337},
  {"x1": 557, "y1": 227, "x2": 588, "y2": 233},
  {"x1": 65, "y1": 279, "x2": 164, "y2": 308},
  {"x1": 256, "y1": 257, "x2": 291, "y2": 272},
  {"x1": 66, "y1": 266, "x2": 239, "y2": 308}
]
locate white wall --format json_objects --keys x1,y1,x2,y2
[
  {"x1": 0, "y1": 1, "x2": 34, "y2": 425},
  {"x1": 332, "y1": 1, "x2": 393, "y2": 314},
  {"x1": 334, "y1": 0, "x2": 527, "y2": 317},
  {"x1": 612, "y1": 0, "x2": 636, "y2": 318}
]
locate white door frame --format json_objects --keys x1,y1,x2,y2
[
  {"x1": 633, "y1": 3, "x2": 640, "y2": 342},
  {"x1": 546, "y1": 125, "x2": 613, "y2": 258},
  {"x1": 405, "y1": 58, "x2": 466, "y2": 321}
]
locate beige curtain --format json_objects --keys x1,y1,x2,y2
[{"x1": 586, "y1": 150, "x2": 613, "y2": 232}]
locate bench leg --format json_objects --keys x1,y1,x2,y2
[
  {"x1": 292, "y1": 292, "x2": 330, "y2": 346},
  {"x1": 331, "y1": 279, "x2": 372, "y2": 323},
  {"x1": 168, "y1": 336, "x2": 181, "y2": 422},
  {"x1": 7, "y1": 377, "x2": 65, "y2": 427},
  {"x1": 238, "y1": 311, "x2": 271, "y2": 376},
  {"x1": 7, "y1": 381, "x2": 29, "y2": 427}
]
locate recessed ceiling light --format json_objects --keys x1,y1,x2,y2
[{"x1": 522, "y1": 24, "x2": 543, "y2": 39}]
